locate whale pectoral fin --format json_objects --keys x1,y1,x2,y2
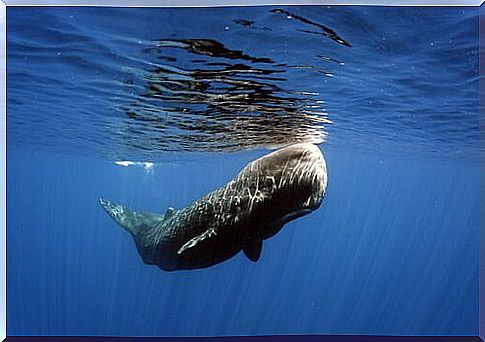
[
  {"x1": 177, "y1": 228, "x2": 217, "y2": 255},
  {"x1": 243, "y1": 240, "x2": 263, "y2": 262}
]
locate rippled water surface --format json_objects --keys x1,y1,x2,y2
[
  {"x1": 6, "y1": 5, "x2": 481, "y2": 337},
  {"x1": 7, "y1": 6, "x2": 479, "y2": 160}
]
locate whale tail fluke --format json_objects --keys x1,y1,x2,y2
[{"x1": 99, "y1": 198, "x2": 166, "y2": 237}]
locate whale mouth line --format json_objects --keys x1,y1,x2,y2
[{"x1": 282, "y1": 209, "x2": 313, "y2": 223}]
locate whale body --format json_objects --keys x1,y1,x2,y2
[{"x1": 100, "y1": 143, "x2": 327, "y2": 271}]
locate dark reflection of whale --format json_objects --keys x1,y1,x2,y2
[
  {"x1": 113, "y1": 31, "x2": 340, "y2": 156},
  {"x1": 100, "y1": 143, "x2": 328, "y2": 271},
  {"x1": 149, "y1": 39, "x2": 275, "y2": 63}
]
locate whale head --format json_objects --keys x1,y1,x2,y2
[{"x1": 232, "y1": 143, "x2": 327, "y2": 232}]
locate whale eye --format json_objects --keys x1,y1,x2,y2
[{"x1": 230, "y1": 196, "x2": 241, "y2": 212}]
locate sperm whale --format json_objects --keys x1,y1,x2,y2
[{"x1": 100, "y1": 143, "x2": 327, "y2": 271}]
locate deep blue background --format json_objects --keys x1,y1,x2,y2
[
  {"x1": 7, "y1": 148, "x2": 479, "y2": 336},
  {"x1": 6, "y1": 5, "x2": 480, "y2": 337}
]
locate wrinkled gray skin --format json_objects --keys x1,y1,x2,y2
[{"x1": 100, "y1": 143, "x2": 327, "y2": 271}]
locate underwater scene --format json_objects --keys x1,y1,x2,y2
[{"x1": 6, "y1": 5, "x2": 480, "y2": 337}]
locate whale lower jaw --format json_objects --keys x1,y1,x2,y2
[{"x1": 281, "y1": 208, "x2": 313, "y2": 224}]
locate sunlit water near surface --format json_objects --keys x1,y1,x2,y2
[{"x1": 7, "y1": 6, "x2": 480, "y2": 337}]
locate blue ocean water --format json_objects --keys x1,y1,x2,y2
[{"x1": 6, "y1": 5, "x2": 480, "y2": 337}]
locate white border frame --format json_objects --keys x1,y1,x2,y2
[{"x1": 0, "y1": 2, "x2": 482, "y2": 341}]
